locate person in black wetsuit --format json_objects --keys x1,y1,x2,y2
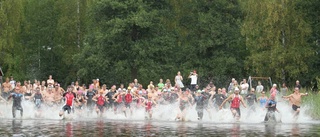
[
  {"x1": 86, "y1": 86, "x2": 96, "y2": 111},
  {"x1": 32, "y1": 87, "x2": 43, "y2": 109},
  {"x1": 264, "y1": 95, "x2": 279, "y2": 122},
  {"x1": 210, "y1": 88, "x2": 227, "y2": 110},
  {"x1": 194, "y1": 90, "x2": 206, "y2": 120},
  {"x1": 8, "y1": 87, "x2": 23, "y2": 118},
  {"x1": 106, "y1": 85, "x2": 116, "y2": 112}
]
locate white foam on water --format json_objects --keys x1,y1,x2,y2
[{"x1": 0, "y1": 98, "x2": 316, "y2": 124}]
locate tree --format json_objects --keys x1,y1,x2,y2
[{"x1": 240, "y1": 0, "x2": 313, "y2": 84}]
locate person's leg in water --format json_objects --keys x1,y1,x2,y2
[
  {"x1": 197, "y1": 110, "x2": 204, "y2": 120},
  {"x1": 12, "y1": 106, "x2": 16, "y2": 118},
  {"x1": 231, "y1": 108, "x2": 240, "y2": 121},
  {"x1": 292, "y1": 105, "x2": 300, "y2": 119}
]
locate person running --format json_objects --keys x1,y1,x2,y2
[
  {"x1": 86, "y1": 85, "x2": 96, "y2": 112},
  {"x1": 2, "y1": 77, "x2": 12, "y2": 99},
  {"x1": 59, "y1": 86, "x2": 77, "y2": 117},
  {"x1": 143, "y1": 95, "x2": 157, "y2": 120},
  {"x1": 112, "y1": 88, "x2": 125, "y2": 115},
  {"x1": 93, "y1": 90, "x2": 108, "y2": 117},
  {"x1": 8, "y1": 87, "x2": 24, "y2": 118},
  {"x1": 264, "y1": 94, "x2": 279, "y2": 122},
  {"x1": 245, "y1": 88, "x2": 257, "y2": 116},
  {"x1": 282, "y1": 87, "x2": 308, "y2": 118},
  {"x1": 31, "y1": 87, "x2": 43, "y2": 109},
  {"x1": 219, "y1": 87, "x2": 246, "y2": 121},
  {"x1": 257, "y1": 91, "x2": 268, "y2": 109},
  {"x1": 105, "y1": 85, "x2": 116, "y2": 111},
  {"x1": 124, "y1": 87, "x2": 134, "y2": 117},
  {"x1": 175, "y1": 91, "x2": 192, "y2": 121},
  {"x1": 194, "y1": 90, "x2": 206, "y2": 120},
  {"x1": 210, "y1": 88, "x2": 227, "y2": 110}
]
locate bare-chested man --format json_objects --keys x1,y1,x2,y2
[
  {"x1": 2, "y1": 77, "x2": 12, "y2": 99},
  {"x1": 54, "y1": 84, "x2": 64, "y2": 103},
  {"x1": 44, "y1": 87, "x2": 55, "y2": 106},
  {"x1": 282, "y1": 87, "x2": 308, "y2": 118}
]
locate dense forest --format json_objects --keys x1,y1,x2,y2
[{"x1": 0, "y1": 0, "x2": 319, "y2": 90}]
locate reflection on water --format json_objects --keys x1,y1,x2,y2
[{"x1": 0, "y1": 119, "x2": 320, "y2": 136}]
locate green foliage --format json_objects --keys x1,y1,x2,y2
[
  {"x1": 0, "y1": 0, "x2": 318, "y2": 90},
  {"x1": 241, "y1": 0, "x2": 314, "y2": 85}
]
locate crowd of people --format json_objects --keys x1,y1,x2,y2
[{"x1": 0, "y1": 71, "x2": 309, "y2": 122}]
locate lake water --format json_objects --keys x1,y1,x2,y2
[
  {"x1": 0, "y1": 101, "x2": 320, "y2": 136},
  {"x1": 1, "y1": 119, "x2": 320, "y2": 137}
]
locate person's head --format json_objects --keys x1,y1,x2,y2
[
  {"x1": 150, "y1": 81, "x2": 153, "y2": 85},
  {"x1": 10, "y1": 76, "x2": 14, "y2": 80},
  {"x1": 6, "y1": 77, "x2": 9, "y2": 82},
  {"x1": 294, "y1": 87, "x2": 300, "y2": 93},
  {"x1": 99, "y1": 90, "x2": 104, "y2": 95},
  {"x1": 36, "y1": 87, "x2": 40, "y2": 93},
  {"x1": 166, "y1": 79, "x2": 170, "y2": 84},
  {"x1": 193, "y1": 70, "x2": 197, "y2": 74},
  {"x1": 48, "y1": 87, "x2": 53, "y2": 92},
  {"x1": 49, "y1": 75, "x2": 52, "y2": 79},
  {"x1": 258, "y1": 81, "x2": 261, "y2": 85},
  {"x1": 177, "y1": 71, "x2": 181, "y2": 75},
  {"x1": 234, "y1": 87, "x2": 240, "y2": 95},
  {"x1": 111, "y1": 85, "x2": 116, "y2": 90},
  {"x1": 127, "y1": 87, "x2": 132, "y2": 93},
  {"x1": 15, "y1": 87, "x2": 21, "y2": 93},
  {"x1": 243, "y1": 79, "x2": 247, "y2": 83},
  {"x1": 218, "y1": 88, "x2": 222, "y2": 94},
  {"x1": 296, "y1": 80, "x2": 300, "y2": 85},
  {"x1": 159, "y1": 79, "x2": 163, "y2": 83},
  {"x1": 251, "y1": 88, "x2": 255, "y2": 93},
  {"x1": 102, "y1": 84, "x2": 107, "y2": 90},
  {"x1": 195, "y1": 85, "x2": 199, "y2": 89},
  {"x1": 41, "y1": 81, "x2": 46, "y2": 86},
  {"x1": 134, "y1": 79, "x2": 138, "y2": 83},
  {"x1": 67, "y1": 86, "x2": 73, "y2": 92},
  {"x1": 261, "y1": 91, "x2": 265, "y2": 96},
  {"x1": 75, "y1": 81, "x2": 79, "y2": 86},
  {"x1": 282, "y1": 83, "x2": 286, "y2": 87},
  {"x1": 273, "y1": 84, "x2": 277, "y2": 88}
]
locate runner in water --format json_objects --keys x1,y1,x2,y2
[
  {"x1": 8, "y1": 87, "x2": 23, "y2": 118},
  {"x1": 124, "y1": 87, "x2": 134, "y2": 117},
  {"x1": 282, "y1": 87, "x2": 308, "y2": 118},
  {"x1": 219, "y1": 87, "x2": 246, "y2": 121},
  {"x1": 59, "y1": 86, "x2": 77, "y2": 117},
  {"x1": 112, "y1": 87, "x2": 125, "y2": 115},
  {"x1": 264, "y1": 94, "x2": 279, "y2": 122},
  {"x1": 257, "y1": 91, "x2": 268, "y2": 109},
  {"x1": 32, "y1": 87, "x2": 43, "y2": 108},
  {"x1": 143, "y1": 95, "x2": 157, "y2": 120},
  {"x1": 2, "y1": 77, "x2": 12, "y2": 99},
  {"x1": 210, "y1": 88, "x2": 227, "y2": 110},
  {"x1": 86, "y1": 85, "x2": 96, "y2": 113},
  {"x1": 175, "y1": 91, "x2": 192, "y2": 121},
  {"x1": 194, "y1": 90, "x2": 206, "y2": 120},
  {"x1": 31, "y1": 87, "x2": 43, "y2": 117},
  {"x1": 106, "y1": 85, "x2": 116, "y2": 112},
  {"x1": 245, "y1": 88, "x2": 257, "y2": 118},
  {"x1": 93, "y1": 90, "x2": 108, "y2": 117}
]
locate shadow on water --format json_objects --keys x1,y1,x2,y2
[{"x1": 1, "y1": 119, "x2": 320, "y2": 136}]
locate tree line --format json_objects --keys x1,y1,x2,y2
[{"x1": 0, "y1": 0, "x2": 319, "y2": 90}]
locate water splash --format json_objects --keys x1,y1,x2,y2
[{"x1": 0, "y1": 98, "x2": 315, "y2": 124}]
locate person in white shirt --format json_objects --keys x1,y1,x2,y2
[
  {"x1": 240, "y1": 79, "x2": 249, "y2": 95},
  {"x1": 256, "y1": 81, "x2": 264, "y2": 93},
  {"x1": 188, "y1": 70, "x2": 198, "y2": 91}
]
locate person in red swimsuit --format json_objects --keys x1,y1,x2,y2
[
  {"x1": 143, "y1": 96, "x2": 157, "y2": 119},
  {"x1": 219, "y1": 87, "x2": 246, "y2": 121},
  {"x1": 59, "y1": 86, "x2": 77, "y2": 117}
]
